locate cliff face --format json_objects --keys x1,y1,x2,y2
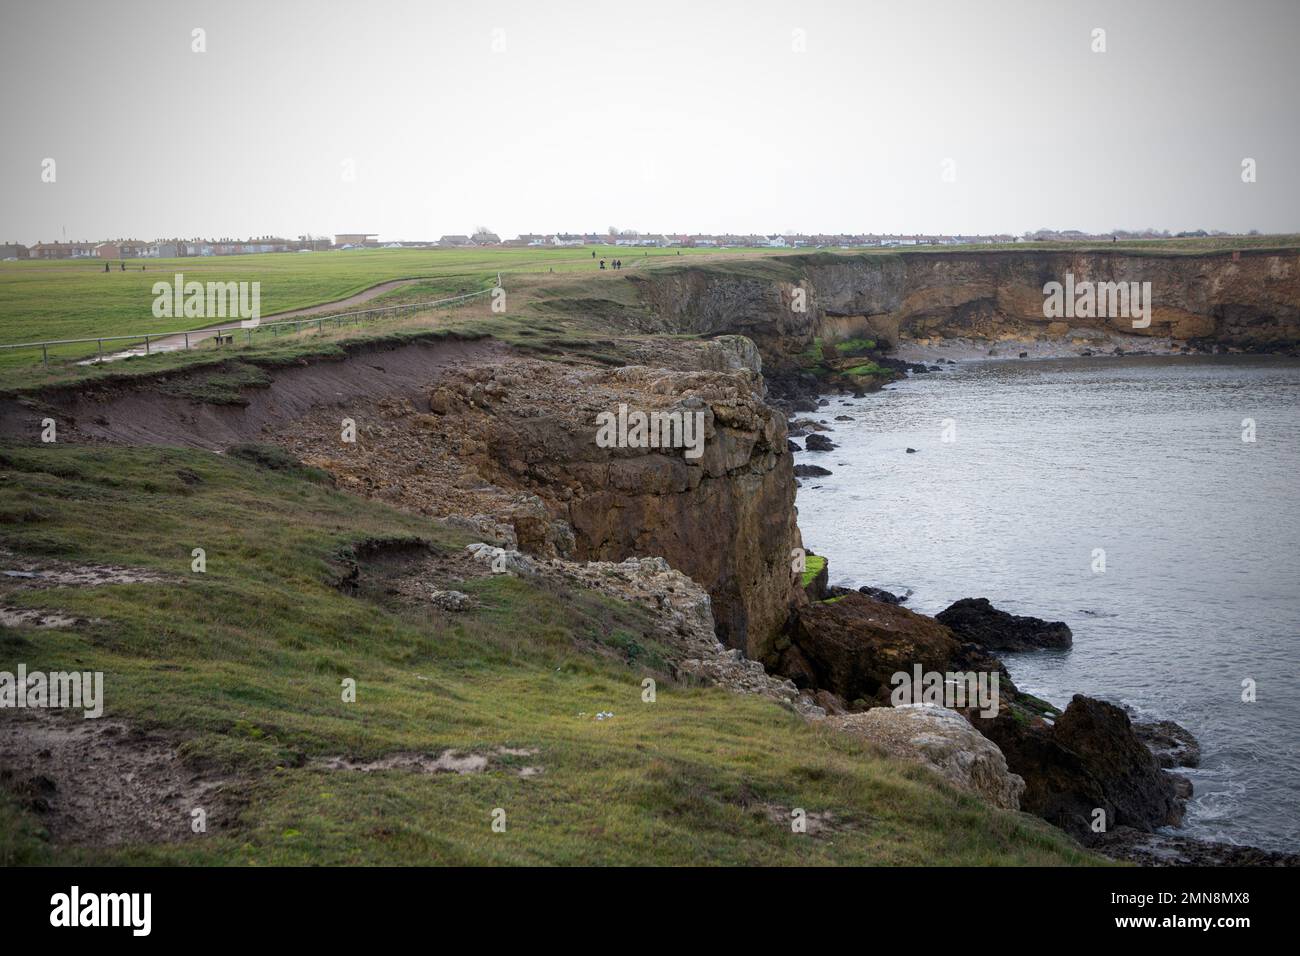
[
  {"x1": 248, "y1": 348, "x2": 805, "y2": 662},
  {"x1": 417, "y1": 360, "x2": 801, "y2": 660},
  {"x1": 633, "y1": 250, "x2": 1300, "y2": 360}
]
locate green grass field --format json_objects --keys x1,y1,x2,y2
[
  {"x1": 0, "y1": 444, "x2": 1101, "y2": 865},
  {"x1": 0, "y1": 246, "x2": 773, "y2": 358}
]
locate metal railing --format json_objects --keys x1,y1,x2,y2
[{"x1": 0, "y1": 280, "x2": 500, "y2": 367}]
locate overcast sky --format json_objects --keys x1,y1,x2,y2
[{"x1": 2, "y1": 0, "x2": 1298, "y2": 243}]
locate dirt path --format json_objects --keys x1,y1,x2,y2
[{"x1": 88, "y1": 277, "x2": 429, "y2": 363}]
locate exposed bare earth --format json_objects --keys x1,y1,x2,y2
[{"x1": 0, "y1": 711, "x2": 236, "y2": 846}]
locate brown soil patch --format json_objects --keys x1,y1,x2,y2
[
  {"x1": 0, "y1": 547, "x2": 167, "y2": 590},
  {"x1": 0, "y1": 711, "x2": 236, "y2": 845},
  {"x1": 0, "y1": 337, "x2": 505, "y2": 447}
]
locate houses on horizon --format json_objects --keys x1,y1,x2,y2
[{"x1": 1, "y1": 227, "x2": 1234, "y2": 261}]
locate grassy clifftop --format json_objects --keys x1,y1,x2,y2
[{"x1": 0, "y1": 444, "x2": 1096, "y2": 865}]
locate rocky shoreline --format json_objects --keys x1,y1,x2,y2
[{"x1": 781, "y1": 364, "x2": 1296, "y2": 866}]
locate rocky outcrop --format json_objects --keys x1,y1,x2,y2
[
  {"x1": 1133, "y1": 718, "x2": 1202, "y2": 769},
  {"x1": 936, "y1": 597, "x2": 1073, "y2": 651},
  {"x1": 980, "y1": 694, "x2": 1183, "y2": 837},
  {"x1": 508, "y1": 551, "x2": 825, "y2": 718},
  {"x1": 777, "y1": 593, "x2": 963, "y2": 706},
  {"x1": 826, "y1": 703, "x2": 1025, "y2": 810}
]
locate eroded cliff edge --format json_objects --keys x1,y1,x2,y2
[{"x1": 630, "y1": 248, "x2": 1300, "y2": 376}]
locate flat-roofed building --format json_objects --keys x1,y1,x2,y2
[{"x1": 335, "y1": 233, "x2": 378, "y2": 247}]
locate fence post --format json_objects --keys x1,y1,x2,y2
[
  {"x1": 184, "y1": 333, "x2": 190, "y2": 350},
  {"x1": 145, "y1": 335, "x2": 150, "y2": 355},
  {"x1": 41, "y1": 344, "x2": 48, "y2": 368}
]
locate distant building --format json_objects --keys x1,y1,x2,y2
[
  {"x1": 29, "y1": 241, "x2": 94, "y2": 259},
  {"x1": 470, "y1": 229, "x2": 501, "y2": 245},
  {"x1": 94, "y1": 240, "x2": 146, "y2": 259},
  {"x1": 0, "y1": 243, "x2": 29, "y2": 259},
  {"x1": 438, "y1": 235, "x2": 475, "y2": 247},
  {"x1": 335, "y1": 233, "x2": 378, "y2": 247}
]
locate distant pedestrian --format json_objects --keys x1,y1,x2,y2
[
  {"x1": 119, "y1": 261, "x2": 125, "y2": 271},
  {"x1": 592, "y1": 250, "x2": 596, "y2": 258},
  {"x1": 599, "y1": 259, "x2": 606, "y2": 269},
  {"x1": 103, "y1": 262, "x2": 109, "y2": 272}
]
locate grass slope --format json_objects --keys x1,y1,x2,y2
[{"x1": 0, "y1": 444, "x2": 1099, "y2": 865}]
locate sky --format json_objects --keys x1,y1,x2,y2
[{"x1": 2, "y1": 0, "x2": 1298, "y2": 243}]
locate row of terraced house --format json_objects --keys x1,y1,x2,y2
[
  {"x1": 4, "y1": 236, "x2": 336, "y2": 260},
  {"x1": 2, "y1": 231, "x2": 1033, "y2": 261}
]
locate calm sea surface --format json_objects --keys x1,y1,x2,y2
[{"x1": 793, "y1": 355, "x2": 1300, "y2": 851}]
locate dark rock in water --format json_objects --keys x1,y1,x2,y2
[
  {"x1": 1169, "y1": 773, "x2": 1193, "y2": 800},
  {"x1": 929, "y1": 365, "x2": 943, "y2": 371},
  {"x1": 1088, "y1": 826, "x2": 1300, "y2": 866},
  {"x1": 1018, "y1": 351, "x2": 1028, "y2": 358},
  {"x1": 787, "y1": 439, "x2": 802, "y2": 452},
  {"x1": 793, "y1": 464, "x2": 832, "y2": 478},
  {"x1": 905, "y1": 447, "x2": 917, "y2": 454},
  {"x1": 834, "y1": 415, "x2": 852, "y2": 421},
  {"x1": 777, "y1": 593, "x2": 963, "y2": 704},
  {"x1": 980, "y1": 694, "x2": 1183, "y2": 837},
  {"x1": 945, "y1": 359, "x2": 956, "y2": 365},
  {"x1": 817, "y1": 398, "x2": 830, "y2": 406},
  {"x1": 785, "y1": 418, "x2": 826, "y2": 434},
  {"x1": 1053, "y1": 696, "x2": 1184, "y2": 828},
  {"x1": 936, "y1": 597, "x2": 1072, "y2": 651},
  {"x1": 790, "y1": 398, "x2": 819, "y2": 412},
  {"x1": 857, "y1": 585, "x2": 909, "y2": 605},
  {"x1": 1132, "y1": 718, "x2": 1201, "y2": 768},
  {"x1": 912, "y1": 365, "x2": 929, "y2": 374},
  {"x1": 788, "y1": 428, "x2": 808, "y2": 438},
  {"x1": 804, "y1": 434, "x2": 836, "y2": 452},
  {"x1": 852, "y1": 390, "x2": 867, "y2": 398}
]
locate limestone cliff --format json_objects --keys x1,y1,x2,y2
[
  {"x1": 415, "y1": 359, "x2": 801, "y2": 660},
  {"x1": 632, "y1": 249, "x2": 1300, "y2": 362}
]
